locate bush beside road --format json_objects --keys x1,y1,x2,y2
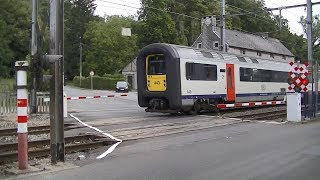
[{"x1": 72, "y1": 74, "x2": 126, "y2": 90}]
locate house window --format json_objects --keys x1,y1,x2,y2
[
  {"x1": 197, "y1": 43, "x2": 202, "y2": 48},
  {"x1": 257, "y1": 51, "x2": 262, "y2": 56},
  {"x1": 240, "y1": 49, "x2": 246, "y2": 54},
  {"x1": 282, "y1": 55, "x2": 286, "y2": 60},
  {"x1": 270, "y1": 53, "x2": 274, "y2": 58},
  {"x1": 214, "y1": 41, "x2": 219, "y2": 48}
]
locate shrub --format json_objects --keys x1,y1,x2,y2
[{"x1": 73, "y1": 75, "x2": 126, "y2": 90}]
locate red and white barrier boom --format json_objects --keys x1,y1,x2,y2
[
  {"x1": 67, "y1": 94, "x2": 128, "y2": 100},
  {"x1": 15, "y1": 61, "x2": 29, "y2": 170}
]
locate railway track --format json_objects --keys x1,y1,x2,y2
[
  {"x1": 0, "y1": 123, "x2": 115, "y2": 163},
  {"x1": 0, "y1": 123, "x2": 80, "y2": 136},
  {"x1": 0, "y1": 134, "x2": 114, "y2": 163},
  {"x1": 226, "y1": 110, "x2": 287, "y2": 120}
]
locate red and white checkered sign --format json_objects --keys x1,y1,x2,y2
[{"x1": 288, "y1": 62, "x2": 309, "y2": 92}]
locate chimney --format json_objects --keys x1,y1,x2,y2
[{"x1": 201, "y1": 16, "x2": 217, "y2": 50}]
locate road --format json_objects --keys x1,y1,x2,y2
[{"x1": 15, "y1": 86, "x2": 320, "y2": 179}]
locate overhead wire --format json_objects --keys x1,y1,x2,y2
[
  {"x1": 214, "y1": 0, "x2": 304, "y2": 35},
  {"x1": 266, "y1": 1, "x2": 303, "y2": 17},
  {"x1": 97, "y1": 4, "x2": 138, "y2": 15},
  {"x1": 96, "y1": 0, "x2": 201, "y2": 20},
  {"x1": 95, "y1": 0, "x2": 303, "y2": 41},
  {"x1": 265, "y1": 1, "x2": 304, "y2": 35}
]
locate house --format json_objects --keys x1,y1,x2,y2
[
  {"x1": 122, "y1": 58, "x2": 137, "y2": 90},
  {"x1": 192, "y1": 16, "x2": 294, "y2": 62},
  {"x1": 122, "y1": 16, "x2": 295, "y2": 90}
]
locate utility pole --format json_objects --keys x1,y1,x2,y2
[
  {"x1": 49, "y1": 0, "x2": 65, "y2": 164},
  {"x1": 79, "y1": 42, "x2": 82, "y2": 87},
  {"x1": 307, "y1": 0, "x2": 313, "y2": 119},
  {"x1": 220, "y1": 0, "x2": 226, "y2": 52},
  {"x1": 30, "y1": 0, "x2": 38, "y2": 114},
  {"x1": 279, "y1": 8, "x2": 282, "y2": 31}
]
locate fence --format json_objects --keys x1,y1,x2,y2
[{"x1": 0, "y1": 92, "x2": 50, "y2": 115}]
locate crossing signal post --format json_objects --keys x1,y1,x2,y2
[{"x1": 287, "y1": 62, "x2": 310, "y2": 122}]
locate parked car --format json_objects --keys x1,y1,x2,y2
[{"x1": 115, "y1": 81, "x2": 129, "y2": 92}]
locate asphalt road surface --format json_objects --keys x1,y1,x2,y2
[{"x1": 15, "y1": 86, "x2": 320, "y2": 180}]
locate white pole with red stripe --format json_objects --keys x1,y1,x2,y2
[{"x1": 15, "y1": 61, "x2": 29, "y2": 170}]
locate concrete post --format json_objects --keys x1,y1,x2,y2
[
  {"x1": 15, "y1": 61, "x2": 29, "y2": 170},
  {"x1": 219, "y1": 0, "x2": 226, "y2": 52},
  {"x1": 307, "y1": 0, "x2": 313, "y2": 118}
]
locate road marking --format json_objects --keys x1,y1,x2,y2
[
  {"x1": 243, "y1": 119, "x2": 287, "y2": 125},
  {"x1": 70, "y1": 113, "x2": 122, "y2": 159}
]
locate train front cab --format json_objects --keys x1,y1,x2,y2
[{"x1": 137, "y1": 44, "x2": 182, "y2": 113}]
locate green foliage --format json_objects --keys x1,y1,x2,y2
[
  {"x1": 136, "y1": 0, "x2": 318, "y2": 62},
  {"x1": 64, "y1": 0, "x2": 100, "y2": 80},
  {"x1": 0, "y1": 78, "x2": 15, "y2": 93},
  {"x1": 102, "y1": 74, "x2": 125, "y2": 79},
  {"x1": 83, "y1": 16, "x2": 138, "y2": 76},
  {"x1": 73, "y1": 75, "x2": 125, "y2": 90},
  {"x1": 0, "y1": 0, "x2": 31, "y2": 78}
]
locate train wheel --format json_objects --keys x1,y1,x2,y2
[{"x1": 184, "y1": 103, "x2": 200, "y2": 115}]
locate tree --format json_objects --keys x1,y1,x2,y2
[
  {"x1": 137, "y1": 0, "x2": 179, "y2": 48},
  {"x1": 226, "y1": 0, "x2": 277, "y2": 33},
  {"x1": 83, "y1": 16, "x2": 138, "y2": 76},
  {"x1": 0, "y1": 0, "x2": 30, "y2": 77},
  {"x1": 299, "y1": 15, "x2": 320, "y2": 61},
  {"x1": 64, "y1": 0, "x2": 99, "y2": 80}
]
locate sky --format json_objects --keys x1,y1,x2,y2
[{"x1": 94, "y1": 0, "x2": 320, "y2": 36}]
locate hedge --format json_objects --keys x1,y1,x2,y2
[{"x1": 73, "y1": 74, "x2": 125, "y2": 90}]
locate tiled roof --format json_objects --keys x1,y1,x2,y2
[{"x1": 193, "y1": 29, "x2": 294, "y2": 56}]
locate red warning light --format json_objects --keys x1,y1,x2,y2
[{"x1": 301, "y1": 78, "x2": 309, "y2": 85}]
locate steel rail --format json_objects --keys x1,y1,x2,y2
[
  {"x1": 0, "y1": 135, "x2": 114, "y2": 163},
  {"x1": 0, "y1": 124, "x2": 79, "y2": 136}
]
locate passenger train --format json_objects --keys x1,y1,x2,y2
[{"x1": 137, "y1": 43, "x2": 290, "y2": 114}]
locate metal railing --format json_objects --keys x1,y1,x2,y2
[
  {"x1": 0, "y1": 93, "x2": 16, "y2": 114},
  {"x1": 0, "y1": 92, "x2": 50, "y2": 115}
]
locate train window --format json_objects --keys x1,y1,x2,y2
[
  {"x1": 201, "y1": 51, "x2": 213, "y2": 58},
  {"x1": 147, "y1": 55, "x2": 165, "y2": 75},
  {"x1": 240, "y1": 68, "x2": 253, "y2": 81},
  {"x1": 186, "y1": 63, "x2": 217, "y2": 81},
  {"x1": 250, "y1": 58, "x2": 259, "y2": 63},
  {"x1": 237, "y1": 56, "x2": 247, "y2": 62},
  {"x1": 240, "y1": 67, "x2": 288, "y2": 82}
]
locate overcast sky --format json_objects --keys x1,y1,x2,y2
[{"x1": 94, "y1": 0, "x2": 320, "y2": 36}]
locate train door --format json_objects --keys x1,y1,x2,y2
[{"x1": 226, "y1": 64, "x2": 235, "y2": 102}]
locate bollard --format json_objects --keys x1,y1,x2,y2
[
  {"x1": 15, "y1": 61, "x2": 29, "y2": 170},
  {"x1": 63, "y1": 92, "x2": 67, "y2": 117}
]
